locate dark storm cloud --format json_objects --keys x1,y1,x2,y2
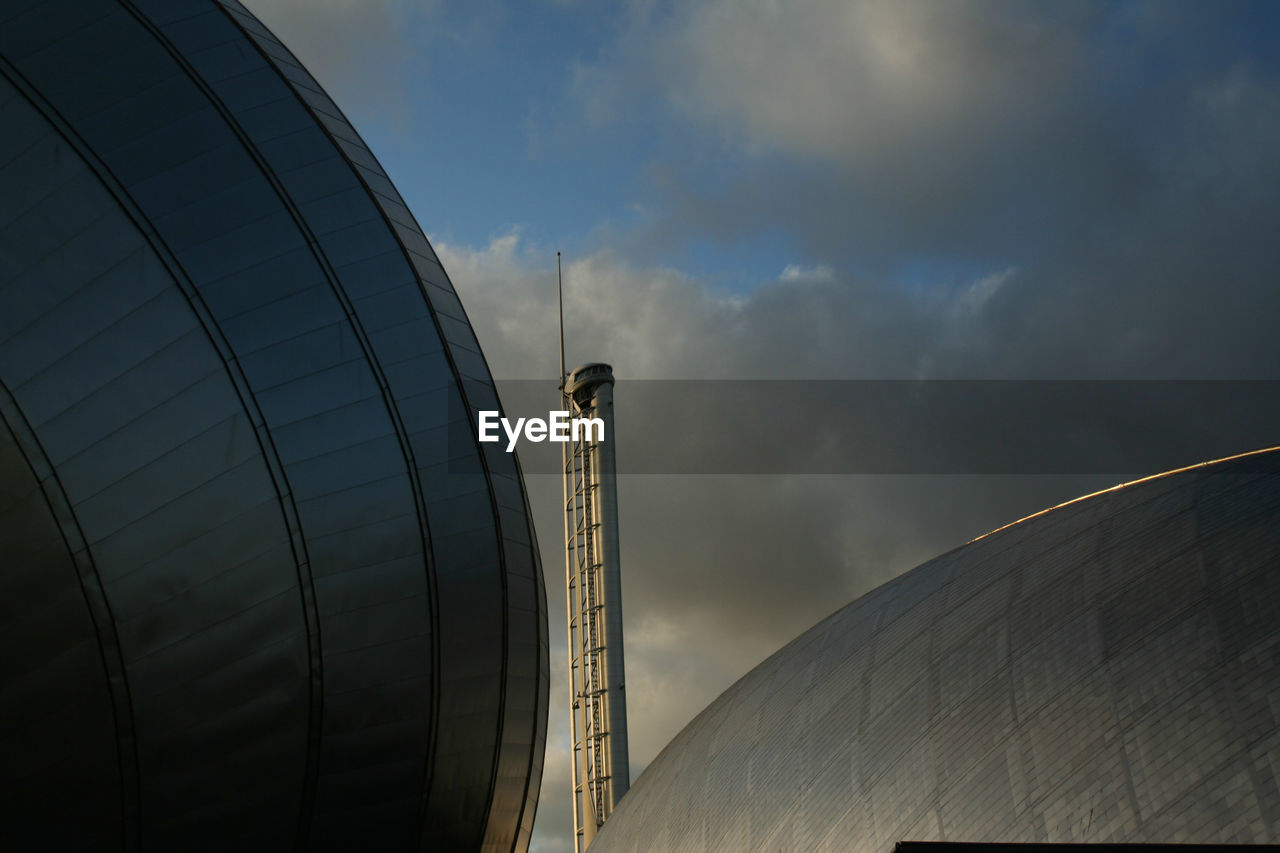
[
  {"x1": 604, "y1": 1, "x2": 1280, "y2": 375},
  {"x1": 613, "y1": 2, "x2": 1277, "y2": 258},
  {"x1": 439, "y1": 6, "x2": 1280, "y2": 847}
]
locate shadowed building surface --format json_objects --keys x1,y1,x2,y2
[
  {"x1": 0, "y1": 1, "x2": 545, "y2": 849},
  {"x1": 592, "y1": 449, "x2": 1280, "y2": 852}
]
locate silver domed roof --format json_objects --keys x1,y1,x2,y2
[{"x1": 593, "y1": 448, "x2": 1280, "y2": 851}]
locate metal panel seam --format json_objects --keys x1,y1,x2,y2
[
  {"x1": 0, "y1": 377, "x2": 137, "y2": 852},
  {"x1": 127, "y1": 4, "x2": 442, "y2": 843},
  {"x1": 0, "y1": 41, "x2": 323, "y2": 848},
  {"x1": 209, "y1": 5, "x2": 533, "y2": 848}
]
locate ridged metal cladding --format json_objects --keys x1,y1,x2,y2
[
  {"x1": 592, "y1": 449, "x2": 1280, "y2": 852},
  {"x1": 0, "y1": 1, "x2": 546, "y2": 850}
]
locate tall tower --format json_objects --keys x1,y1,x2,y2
[{"x1": 562, "y1": 362, "x2": 631, "y2": 851}]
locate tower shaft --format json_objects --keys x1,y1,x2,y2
[{"x1": 562, "y1": 363, "x2": 629, "y2": 852}]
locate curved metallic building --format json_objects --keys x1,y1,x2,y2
[
  {"x1": 0, "y1": 1, "x2": 546, "y2": 850},
  {"x1": 593, "y1": 449, "x2": 1280, "y2": 851}
]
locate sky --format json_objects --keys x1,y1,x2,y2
[{"x1": 243, "y1": 2, "x2": 1280, "y2": 850}]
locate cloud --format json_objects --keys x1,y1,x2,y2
[
  {"x1": 440, "y1": 233, "x2": 1166, "y2": 851},
  {"x1": 439, "y1": 213, "x2": 1280, "y2": 655},
  {"x1": 439, "y1": 58, "x2": 1280, "y2": 810},
  {"x1": 658, "y1": 0, "x2": 1094, "y2": 164},
  {"x1": 241, "y1": 0, "x2": 436, "y2": 122},
  {"x1": 780, "y1": 263, "x2": 834, "y2": 282},
  {"x1": 574, "y1": 1, "x2": 1280, "y2": 290}
]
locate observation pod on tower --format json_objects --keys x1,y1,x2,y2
[{"x1": 561, "y1": 362, "x2": 630, "y2": 851}]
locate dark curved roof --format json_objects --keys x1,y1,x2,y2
[
  {"x1": 592, "y1": 448, "x2": 1280, "y2": 851},
  {"x1": 0, "y1": 1, "x2": 545, "y2": 849}
]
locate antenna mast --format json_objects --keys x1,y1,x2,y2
[{"x1": 558, "y1": 251, "x2": 566, "y2": 390}]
